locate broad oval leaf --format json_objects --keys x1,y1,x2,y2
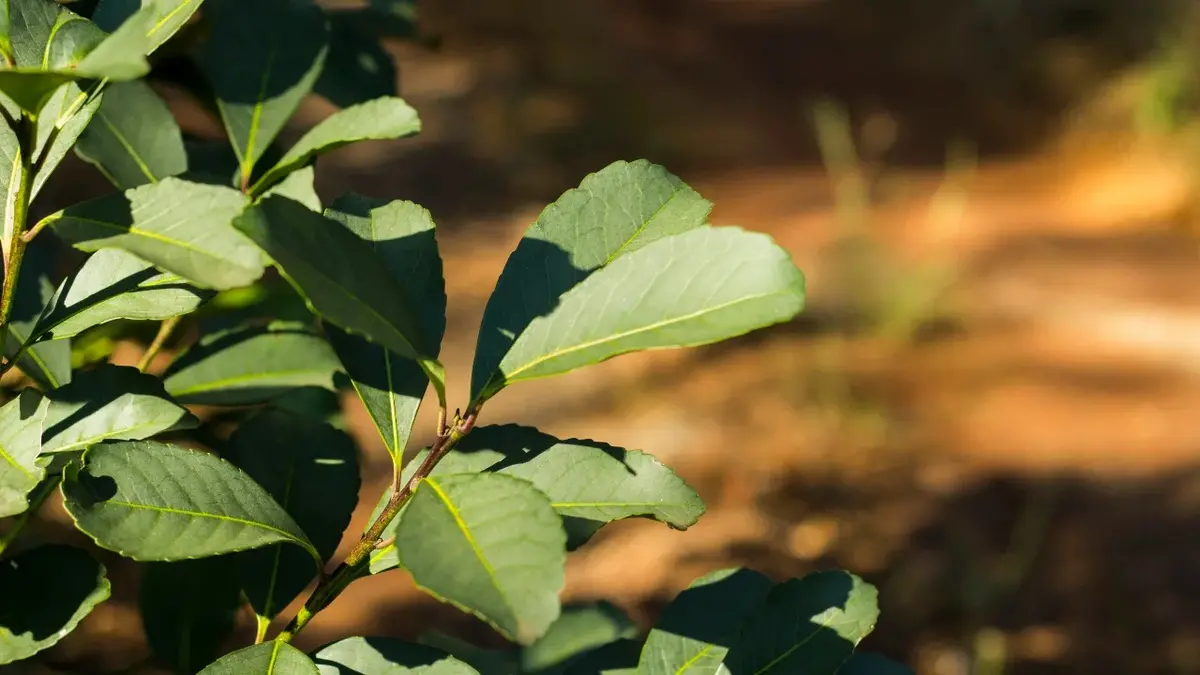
[
  {"x1": 522, "y1": 602, "x2": 638, "y2": 673},
  {"x1": 34, "y1": 248, "x2": 211, "y2": 341},
  {"x1": 471, "y1": 160, "x2": 712, "y2": 402},
  {"x1": 322, "y1": 194, "x2": 444, "y2": 465},
  {"x1": 93, "y1": 0, "x2": 207, "y2": 53},
  {"x1": 314, "y1": 636, "x2": 481, "y2": 675},
  {"x1": 199, "y1": 641, "x2": 320, "y2": 675},
  {"x1": 396, "y1": 472, "x2": 566, "y2": 645},
  {"x1": 45, "y1": 177, "x2": 262, "y2": 290},
  {"x1": 75, "y1": 79, "x2": 187, "y2": 189},
  {"x1": 227, "y1": 409, "x2": 360, "y2": 621},
  {"x1": 62, "y1": 439, "x2": 321, "y2": 563},
  {"x1": 723, "y1": 571, "x2": 880, "y2": 675},
  {"x1": 41, "y1": 364, "x2": 198, "y2": 454},
  {"x1": 199, "y1": 0, "x2": 329, "y2": 186},
  {"x1": 0, "y1": 544, "x2": 111, "y2": 665},
  {"x1": 0, "y1": 389, "x2": 48, "y2": 518},
  {"x1": 252, "y1": 97, "x2": 420, "y2": 194},
  {"x1": 140, "y1": 555, "x2": 242, "y2": 674},
  {"x1": 234, "y1": 195, "x2": 445, "y2": 400},
  {"x1": 4, "y1": 239, "x2": 71, "y2": 390},
  {"x1": 484, "y1": 227, "x2": 804, "y2": 402},
  {"x1": 162, "y1": 321, "x2": 341, "y2": 405},
  {"x1": 637, "y1": 568, "x2": 774, "y2": 675}
]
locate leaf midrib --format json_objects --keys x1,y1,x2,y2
[
  {"x1": 167, "y1": 367, "x2": 334, "y2": 397},
  {"x1": 95, "y1": 110, "x2": 157, "y2": 183},
  {"x1": 102, "y1": 497, "x2": 310, "y2": 554},
  {"x1": 424, "y1": 477, "x2": 511, "y2": 619},
  {"x1": 504, "y1": 289, "x2": 790, "y2": 382},
  {"x1": 50, "y1": 214, "x2": 256, "y2": 272}
]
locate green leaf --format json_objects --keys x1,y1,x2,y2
[
  {"x1": 522, "y1": 602, "x2": 638, "y2": 673},
  {"x1": 140, "y1": 555, "x2": 242, "y2": 675},
  {"x1": 724, "y1": 571, "x2": 880, "y2": 675},
  {"x1": 563, "y1": 640, "x2": 642, "y2": 675},
  {"x1": 262, "y1": 164, "x2": 321, "y2": 211},
  {"x1": 836, "y1": 653, "x2": 914, "y2": 675},
  {"x1": 0, "y1": 544, "x2": 111, "y2": 665},
  {"x1": 415, "y1": 632, "x2": 518, "y2": 675},
  {"x1": 234, "y1": 194, "x2": 445, "y2": 400},
  {"x1": 314, "y1": 11, "x2": 397, "y2": 108},
  {"x1": 322, "y1": 194, "x2": 444, "y2": 466},
  {"x1": 62, "y1": 439, "x2": 321, "y2": 562},
  {"x1": 199, "y1": 642, "x2": 320, "y2": 675},
  {"x1": 34, "y1": 248, "x2": 211, "y2": 341},
  {"x1": 4, "y1": 233, "x2": 72, "y2": 390},
  {"x1": 75, "y1": 79, "x2": 187, "y2": 189},
  {"x1": 396, "y1": 472, "x2": 566, "y2": 645},
  {"x1": 482, "y1": 226, "x2": 804, "y2": 402},
  {"x1": 252, "y1": 97, "x2": 419, "y2": 194},
  {"x1": 162, "y1": 321, "x2": 341, "y2": 405},
  {"x1": 227, "y1": 409, "x2": 359, "y2": 621},
  {"x1": 637, "y1": 568, "x2": 774, "y2": 675},
  {"x1": 41, "y1": 364, "x2": 198, "y2": 454},
  {"x1": 92, "y1": 0, "x2": 206, "y2": 53},
  {"x1": 45, "y1": 177, "x2": 263, "y2": 290},
  {"x1": 314, "y1": 637, "x2": 481, "y2": 675},
  {"x1": 199, "y1": 0, "x2": 329, "y2": 186},
  {"x1": 0, "y1": 389, "x2": 48, "y2": 518},
  {"x1": 370, "y1": 425, "x2": 702, "y2": 573},
  {"x1": 471, "y1": 160, "x2": 712, "y2": 402},
  {"x1": 31, "y1": 83, "x2": 103, "y2": 200}
]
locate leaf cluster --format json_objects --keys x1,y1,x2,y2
[{"x1": 0, "y1": 1, "x2": 909, "y2": 673}]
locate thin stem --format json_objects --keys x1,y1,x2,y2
[
  {"x1": 137, "y1": 316, "x2": 182, "y2": 372},
  {"x1": 0, "y1": 474, "x2": 62, "y2": 557},
  {"x1": 20, "y1": 215, "x2": 50, "y2": 243},
  {"x1": 0, "y1": 121, "x2": 34, "y2": 353},
  {"x1": 254, "y1": 615, "x2": 270, "y2": 645},
  {"x1": 275, "y1": 409, "x2": 478, "y2": 643}
]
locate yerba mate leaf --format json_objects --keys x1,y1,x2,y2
[
  {"x1": 62, "y1": 440, "x2": 320, "y2": 563},
  {"x1": 198, "y1": 642, "x2": 320, "y2": 675},
  {"x1": 45, "y1": 177, "x2": 261, "y2": 290},
  {"x1": 723, "y1": 571, "x2": 880, "y2": 675},
  {"x1": 162, "y1": 321, "x2": 340, "y2": 405},
  {"x1": 637, "y1": 568, "x2": 773, "y2": 675},
  {"x1": 40, "y1": 364, "x2": 197, "y2": 454},
  {"x1": 472, "y1": 160, "x2": 711, "y2": 401},
  {"x1": 484, "y1": 227, "x2": 804, "y2": 401},
  {"x1": 227, "y1": 410, "x2": 359, "y2": 621},
  {"x1": 253, "y1": 97, "x2": 420, "y2": 194},
  {"x1": 313, "y1": 636, "x2": 481, "y2": 675},
  {"x1": 0, "y1": 545, "x2": 110, "y2": 665},
  {"x1": 322, "y1": 194, "x2": 444, "y2": 466},
  {"x1": 395, "y1": 472, "x2": 566, "y2": 645},
  {"x1": 75, "y1": 79, "x2": 187, "y2": 189},
  {"x1": 0, "y1": 389, "x2": 48, "y2": 517}
]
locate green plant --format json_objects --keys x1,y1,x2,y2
[{"x1": 0, "y1": 1, "x2": 910, "y2": 673}]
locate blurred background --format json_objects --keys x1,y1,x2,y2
[{"x1": 21, "y1": 0, "x2": 1200, "y2": 673}]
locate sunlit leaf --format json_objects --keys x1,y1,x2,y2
[
  {"x1": 522, "y1": 602, "x2": 638, "y2": 673},
  {"x1": 140, "y1": 555, "x2": 241, "y2": 674},
  {"x1": 63, "y1": 439, "x2": 321, "y2": 562},
  {"x1": 45, "y1": 177, "x2": 262, "y2": 290},
  {"x1": 0, "y1": 545, "x2": 110, "y2": 665},
  {"x1": 0, "y1": 389, "x2": 48, "y2": 518},
  {"x1": 262, "y1": 164, "x2": 321, "y2": 211},
  {"x1": 482, "y1": 227, "x2": 804, "y2": 402},
  {"x1": 472, "y1": 160, "x2": 712, "y2": 402},
  {"x1": 252, "y1": 97, "x2": 419, "y2": 194},
  {"x1": 162, "y1": 321, "x2": 341, "y2": 405},
  {"x1": 75, "y1": 79, "x2": 187, "y2": 189},
  {"x1": 227, "y1": 409, "x2": 359, "y2": 621},
  {"x1": 41, "y1": 364, "x2": 197, "y2": 454},
  {"x1": 313, "y1": 636, "x2": 481, "y2": 675},
  {"x1": 396, "y1": 472, "x2": 566, "y2": 645},
  {"x1": 198, "y1": 641, "x2": 320, "y2": 675},
  {"x1": 34, "y1": 248, "x2": 211, "y2": 341},
  {"x1": 322, "y1": 194, "x2": 443, "y2": 467}
]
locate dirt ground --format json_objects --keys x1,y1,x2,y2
[{"x1": 15, "y1": 1, "x2": 1200, "y2": 673}]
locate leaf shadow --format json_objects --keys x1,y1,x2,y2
[
  {"x1": 312, "y1": 637, "x2": 458, "y2": 675},
  {"x1": 42, "y1": 364, "x2": 195, "y2": 444},
  {"x1": 0, "y1": 545, "x2": 105, "y2": 643}
]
